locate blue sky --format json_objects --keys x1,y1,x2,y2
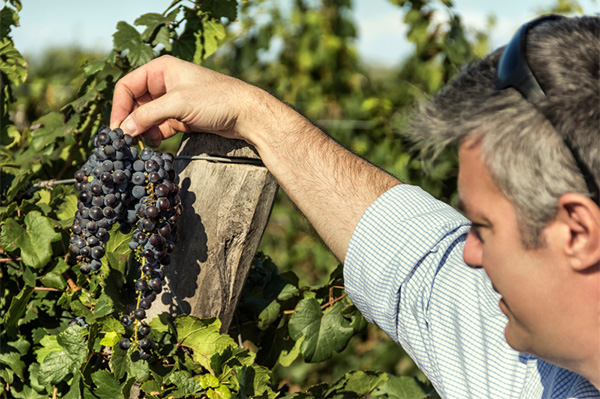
[{"x1": 11, "y1": 0, "x2": 598, "y2": 66}]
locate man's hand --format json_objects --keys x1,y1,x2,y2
[{"x1": 110, "y1": 55, "x2": 261, "y2": 147}]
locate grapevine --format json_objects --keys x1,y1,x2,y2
[{"x1": 69, "y1": 126, "x2": 181, "y2": 360}]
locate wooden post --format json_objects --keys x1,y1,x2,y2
[{"x1": 145, "y1": 133, "x2": 278, "y2": 332}]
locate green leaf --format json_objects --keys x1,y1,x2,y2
[
  {"x1": 39, "y1": 258, "x2": 69, "y2": 290},
  {"x1": 104, "y1": 223, "x2": 132, "y2": 274},
  {"x1": 30, "y1": 112, "x2": 68, "y2": 151},
  {"x1": 113, "y1": 21, "x2": 154, "y2": 67},
  {"x1": 141, "y1": 380, "x2": 162, "y2": 398},
  {"x1": 0, "y1": 37, "x2": 27, "y2": 86},
  {"x1": 371, "y1": 375, "x2": 430, "y2": 399},
  {"x1": 35, "y1": 334, "x2": 62, "y2": 363},
  {"x1": 38, "y1": 326, "x2": 88, "y2": 385},
  {"x1": 257, "y1": 299, "x2": 281, "y2": 329},
  {"x1": 169, "y1": 370, "x2": 204, "y2": 396},
  {"x1": 0, "y1": 6, "x2": 19, "y2": 38},
  {"x1": 38, "y1": 350, "x2": 73, "y2": 385},
  {"x1": 109, "y1": 342, "x2": 129, "y2": 380},
  {"x1": 288, "y1": 299, "x2": 354, "y2": 363},
  {"x1": 0, "y1": 211, "x2": 61, "y2": 268},
  {"x1": 99, "y1": 331, "x2": 119, "y2": 347},
  {"x1": 198, "y1": 0, "x2": 237, "y2": 21},
  {"x1": 3, "y1": 285, "x2": 34, "y2": 337},
  {"x1": 278, "y1": 335, "x2": 303, "y2": 367},
  {"x1": 198, "y1": 17, "x2": 226, "y2": 61},
  {"x1": 91, "y1": 370, "x2": 123, "y2": 399},
  {"x1": 175, "y1": 316, "x2": 236, "y2": 370},
  {"x1": 55, "y1": 193, "x2": 78, "y2": 227}
]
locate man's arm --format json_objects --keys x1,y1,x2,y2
[{"x1": 110, "y1": 55, "x2": 400, "y2": 262}]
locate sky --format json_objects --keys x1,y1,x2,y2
[{"x1": 10, "y1": 0, "x2": 599, "y2": 66}]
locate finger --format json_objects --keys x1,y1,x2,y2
[
  {"x1": 119, "y1": 91, "x2": 189, "y2": 137},
  {"x1": 110, "y1": 61, "x2": 167, "y2": 129}
]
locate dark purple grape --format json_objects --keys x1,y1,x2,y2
[
  {"x1": 145, "y1": 206, "x2": 159, "y2": 218},
  {"x1": 139, "y1": 324, "x2": 151, "y2": 336},
  {"x1": 80, "y1": 264, "x2": 91, "y2": 274},
  {"x1": 139, "y1": 351, "x2": 151, "y2": 360},
  {"x1": 103, "y1": 206, "x2": 115, "y2": 218},
  {"x1": 104, "y1": 145, "x2": 115, "y2": 157},
  {"x1": 89, "y1": 206, "x2": 103, "y2": 220},
  {"x1": 141, "y1": 219, "x2": 155, "y2": 231},
  {"x1": 121, "y1": 315, "x2": 132, "y2": 326},
  {"x1": 113, "y1": 169, "x2": 127, "y2": 184},
  {"x1": 139, "y1": 338, "x2": 152, "y2": 350},
  {"x1": 134, "y1": 308, "x2": 146, "y2": 320},
  {"x1": 90, "y1": 260, "x2": 102, "y2": 271},
  {"x1": 133, "y1": 159, "x2": 145, "y2": 172},
  {"x1": 135, "y1": 279, "x2": 148, "y2": 291},
  {"x1": 139, "y1": 298, "x2": 151, "y2": 310},
  {"x1": 132, "y1": 185, "x2": 146, "y2": 199},
  {"x1": 149, "y1": 278, "x2": 162, "y2": 291},
  {"x1": 144, "y1": 160, "x2": 159, "y2": 173},
  {"x1": 104, "y1": 193, "x2": 117, "y2": 207},
  {"x1": 157, "y1": 197, "x2": 169, "y2": 211},
  {"x1": 119, "y1": 338, "x2": 131, "y2": 350},
  {"x1": 158, "y1": 223, "x2": 171, "y2": 237},
  {"x1": 148, "y1": 172, "x2": 160, "y2": 183},
  {"x1": 132, "y1": 171, "x2": 146, "y2": 185},
  {"x1": 140, "y1": 147, "x2": 153, "y2": 161},
  {"x1": 74, "y1": 170, "x2": 85, "y2": 182},
  {"x1": 91, "y1": 246, "x2": 105, "y2": 259},
  {"x1": 78, "y1": 191, "x2": 92, "y2": 204},
  {"x1": 96, "y1": 132, "x2": 110, "y2": 145},
  {"x1": 155, "y1": 184, "x2": 169, "y2": 197}
]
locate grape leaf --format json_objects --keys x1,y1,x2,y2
[
  {"x1": 0, "y1": 6, "x2": 19, "y2": 38},
  {"x1": 3, "y1": 285, "x2": 34, "y2": 337},
  {"x1": 288, "y1": 299, "x2": 354, "y2": 363},
  {"x1": 371, "y1": 375, "x2": 431, "y2": 399},
  {"x1": 198, "y1": 0, "x2": 237, "y2": 21},
  {"x1": 30, "y1": 112, "x2": 68, "y2": 152},
  {"x1": 35, "y1": 334, "x2": 61, "y2": 363},
  {"x1": 175, "y1": 316, "x2": 236, "y2": 370},
  {"x1": 38, "y1": 326, "x2": 88, "y2": 385},
  {"x1": 169, "y1": 370, "x2": 204, "y2": 396},
  {"x1": 0, "y1": 211, "x2": 61, "y2": 269},
  {"x1": 91, "y1": 370, "x2": 123, "y2": 399},
  {"x1": 113, "y1": 21, "x2": 154, "y2": 67}
]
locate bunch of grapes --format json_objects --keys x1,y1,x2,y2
[
  {"x1": 70, "y1": 127, "x2": 181, "y2": 361},
  {"x1": 119, "y1": 147, "x2": 181, "y2": 360},
  {"x1": 69, "y1": 127, "x2": 137, "y2": 274}
]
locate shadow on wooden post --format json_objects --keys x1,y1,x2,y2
[{"x1": 145, "y1": 133, "x2": 278, "y2": 332}]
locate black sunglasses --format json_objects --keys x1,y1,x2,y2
[{"x1": 495, "y1": 14, "x2": 600, "y2": 205}]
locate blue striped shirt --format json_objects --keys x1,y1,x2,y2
[{"x1": 344, "y1": 184, "x2": 599, "y2": 398}]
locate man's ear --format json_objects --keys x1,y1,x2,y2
[{"x1": 556, "y1": 193, "x2": 600, "y2": 271}]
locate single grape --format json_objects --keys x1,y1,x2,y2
[
  {"x1": 139, "y1": 338, "x2": 152, "y2": 350},
  {"x1": 121, "y1": 315, "x2": 133, "y2": 327},
  {"x1": 119, "y1": 338, "x2": 131, "y2": 350},
  {"x1": 134, "y1": 308, "x2": 146, "y2": 320},
  {"x1": 139, "y1": 324, "x2": 151, "y2": 336}
]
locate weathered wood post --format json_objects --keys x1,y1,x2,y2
[{"x1": 145, "y1": 133, "x2": 278, "y2": 332}]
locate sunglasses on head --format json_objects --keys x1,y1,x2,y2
[{"x1": 495, "y1": 14, "x2": 600, "y2": 205}]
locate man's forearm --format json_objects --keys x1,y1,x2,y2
[{"x1": 243, "y1": 89, "x2": 401, "y2": 262}]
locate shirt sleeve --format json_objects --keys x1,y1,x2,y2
[{"x1": 343, "y1": 184, "x2": 531, "y2": 397}]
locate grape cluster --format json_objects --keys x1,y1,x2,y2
[
  {"x1": 120, "y1": 147, "x2": 181, "y2": 360},
  {"x1": 70, "y1": 126, "x2": 181, "y2": 361},
  {"x1": 69, "y1": 127, "x2": 137, "y2": 274}
]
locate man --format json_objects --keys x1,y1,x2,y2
[{"x1": 110, "y1": 15, "x2": 599, "y2": 398}]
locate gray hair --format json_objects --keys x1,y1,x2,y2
[{"x1": 407, "y1": 16, "x2": 599, "y2": 248}]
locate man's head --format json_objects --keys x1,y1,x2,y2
[
  {"x1": 409, "y1": 15, "x2": 599, "y2": 249},
  {"x1": 409, "y1": 15, "x2": 600, "y2": 381}
]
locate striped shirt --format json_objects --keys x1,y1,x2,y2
[{"x1": 344, "y1": 184, "x2": 599, "y2": 398}]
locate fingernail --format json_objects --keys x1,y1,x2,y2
[{"x1": 121, "y1": 117, "x2": 138, "y2": 135}]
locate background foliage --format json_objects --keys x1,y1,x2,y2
[{"x1": 0, "y1": 0, "x2": 588, "y2": 397}]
